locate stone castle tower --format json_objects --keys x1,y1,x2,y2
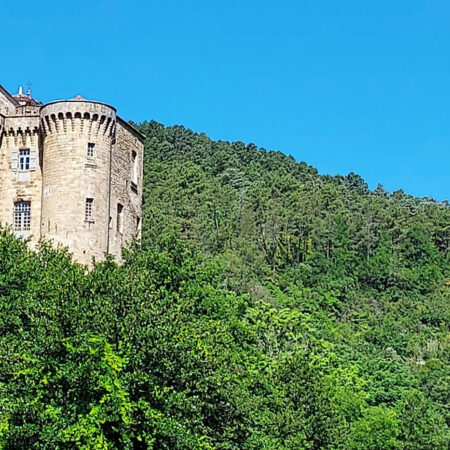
[{"x1": 0, "y1": 85, "x2": 144, "y2": 265}]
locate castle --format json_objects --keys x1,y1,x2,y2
[{"x1": 0, "y1": 85, "x2": 144, "y2": 265}]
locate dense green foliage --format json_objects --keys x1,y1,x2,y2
[{"x1": 0, "y1": 120, "x2": 449, "y2": 448}]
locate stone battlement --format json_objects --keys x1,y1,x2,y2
[{"x1": 40, "y1": 99, "x2": 116, "y2": 137}]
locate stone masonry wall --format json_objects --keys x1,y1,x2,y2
[
  {"x1": 40, "y1": 100, "x2": 116, "y2": 265},
  {"x1": 0, "y1": 115, "x2": 42, "y2": 244},
  {"x1": 107, "y1": 120, "x2": 143, "y2": 262},
  {"x1": 0, "y1": 91, "x2": 16, "y2": 116}
]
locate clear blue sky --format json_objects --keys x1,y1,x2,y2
[{"x1": 2, "y1": 1, "x2": 449, "y2": 201}]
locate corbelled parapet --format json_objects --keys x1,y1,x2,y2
[
  {"x1": 40, "y1": 98, "x2": 116, "y2": 139},
  {"x1": 3, "y1": 116, "x2": 40, "y2": 148}
]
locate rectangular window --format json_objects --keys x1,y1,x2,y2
[
  {"x1": 85, "y1": 198, "x2": 94, "y2": 221},
  {"x1": 117, "y1": 203, "x2": 124, "y2": 233},
  {"x1": 19, "y1": 149, "x2": 30, "y2": 171},
  {"x1": 136, "y1": 216, "x2": 141, "y2": 234},
  {"x1": 87, "y1": 143, "x2": 95, "y2": 159},
  {"x1": 14, "y1": 201, "x2": 31, "y2": 232},
  {"x1": 130, "y1": 150, "x2": 138, "y2": 193}
]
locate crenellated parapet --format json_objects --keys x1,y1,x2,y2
[
  {"x1": 3, "y1": 116, "x2": 40, "y2": 148},
  {"x1": 40, "y1": 100, "x2": 116, "y2": 139}
]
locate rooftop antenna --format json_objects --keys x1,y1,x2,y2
[{"x1": 26, "y1": 81, "x2": 32, "y2": 96}]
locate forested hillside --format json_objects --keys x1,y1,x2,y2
[{"x1": 0, "y1": 120, "x2": 449, "y2": 448}]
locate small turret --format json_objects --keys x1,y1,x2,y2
[{"x1": 13, "y1": 84, "x2": 39, "y2": 107}]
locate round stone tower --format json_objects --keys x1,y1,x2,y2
[{"x1": 40, "y1": 97, "x2": 116, "y2": 263}]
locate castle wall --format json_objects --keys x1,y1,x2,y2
[
  {"x1": 0, "y1": 115, "x2": 42, "y2": 244},
  {"x1": 16, "y1": 105, "x2": 41, "y2": 116},
  {"x1": 0, "y1": 89, "x2": 17, "y2": 116},
  {"x1": 108, "y1": 120, "x2": 144, "y2": 262},
  {"x1": 40, "y1": 101, "x2": 116, "y2": 265},
  {"x1": 0, "y1": 86, "x2": 144, "y2": 266}
]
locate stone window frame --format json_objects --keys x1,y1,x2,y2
[
  {"x1": 87, "y1": 142, "x2": 95, "y2": 159},
  {"x1": 14, "y1": 200, "x2": 31, "y2": 237},
  {"x1": 19, "y1": 148, "x2": 30, "y2": 171},
  {"x1": 11, "y1": 147, "x2": 36, "y2": 172},
  {"x1": 136, "y1": 216, "x2": 141, "y2": 237},
  {"x1": 85, "y1": 198, "x2": 95, "y2": 223},
  {"x1": 86, "y1": 143, "x2": 96, "y2": 167},
  {"x1": 117, "y1": 203, "x2": 124, "y2": 234},
  {"x1": 130, "y1": 150, "x2": 138, "y2": 194}
]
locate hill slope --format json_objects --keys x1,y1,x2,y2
[{"x1": 140, "y1": 120, "x2": 450, "y2": 444}]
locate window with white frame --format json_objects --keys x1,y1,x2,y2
[
  {"x1": 11, "y1": 148, "x2": 36, "y2": 172},
  {"x1": 14, "y1": 201, "x2": 31, "y2": 233},
  {"x1": 19, "y1": 149, "x2": 30, "y2": 170},
  {"x1": 85, "y1": 198, "x2": 94, "y2": 221}
]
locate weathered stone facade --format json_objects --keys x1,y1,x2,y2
[{"x1": 0, "y1": 85, "x2": 144, "y2": 265}]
